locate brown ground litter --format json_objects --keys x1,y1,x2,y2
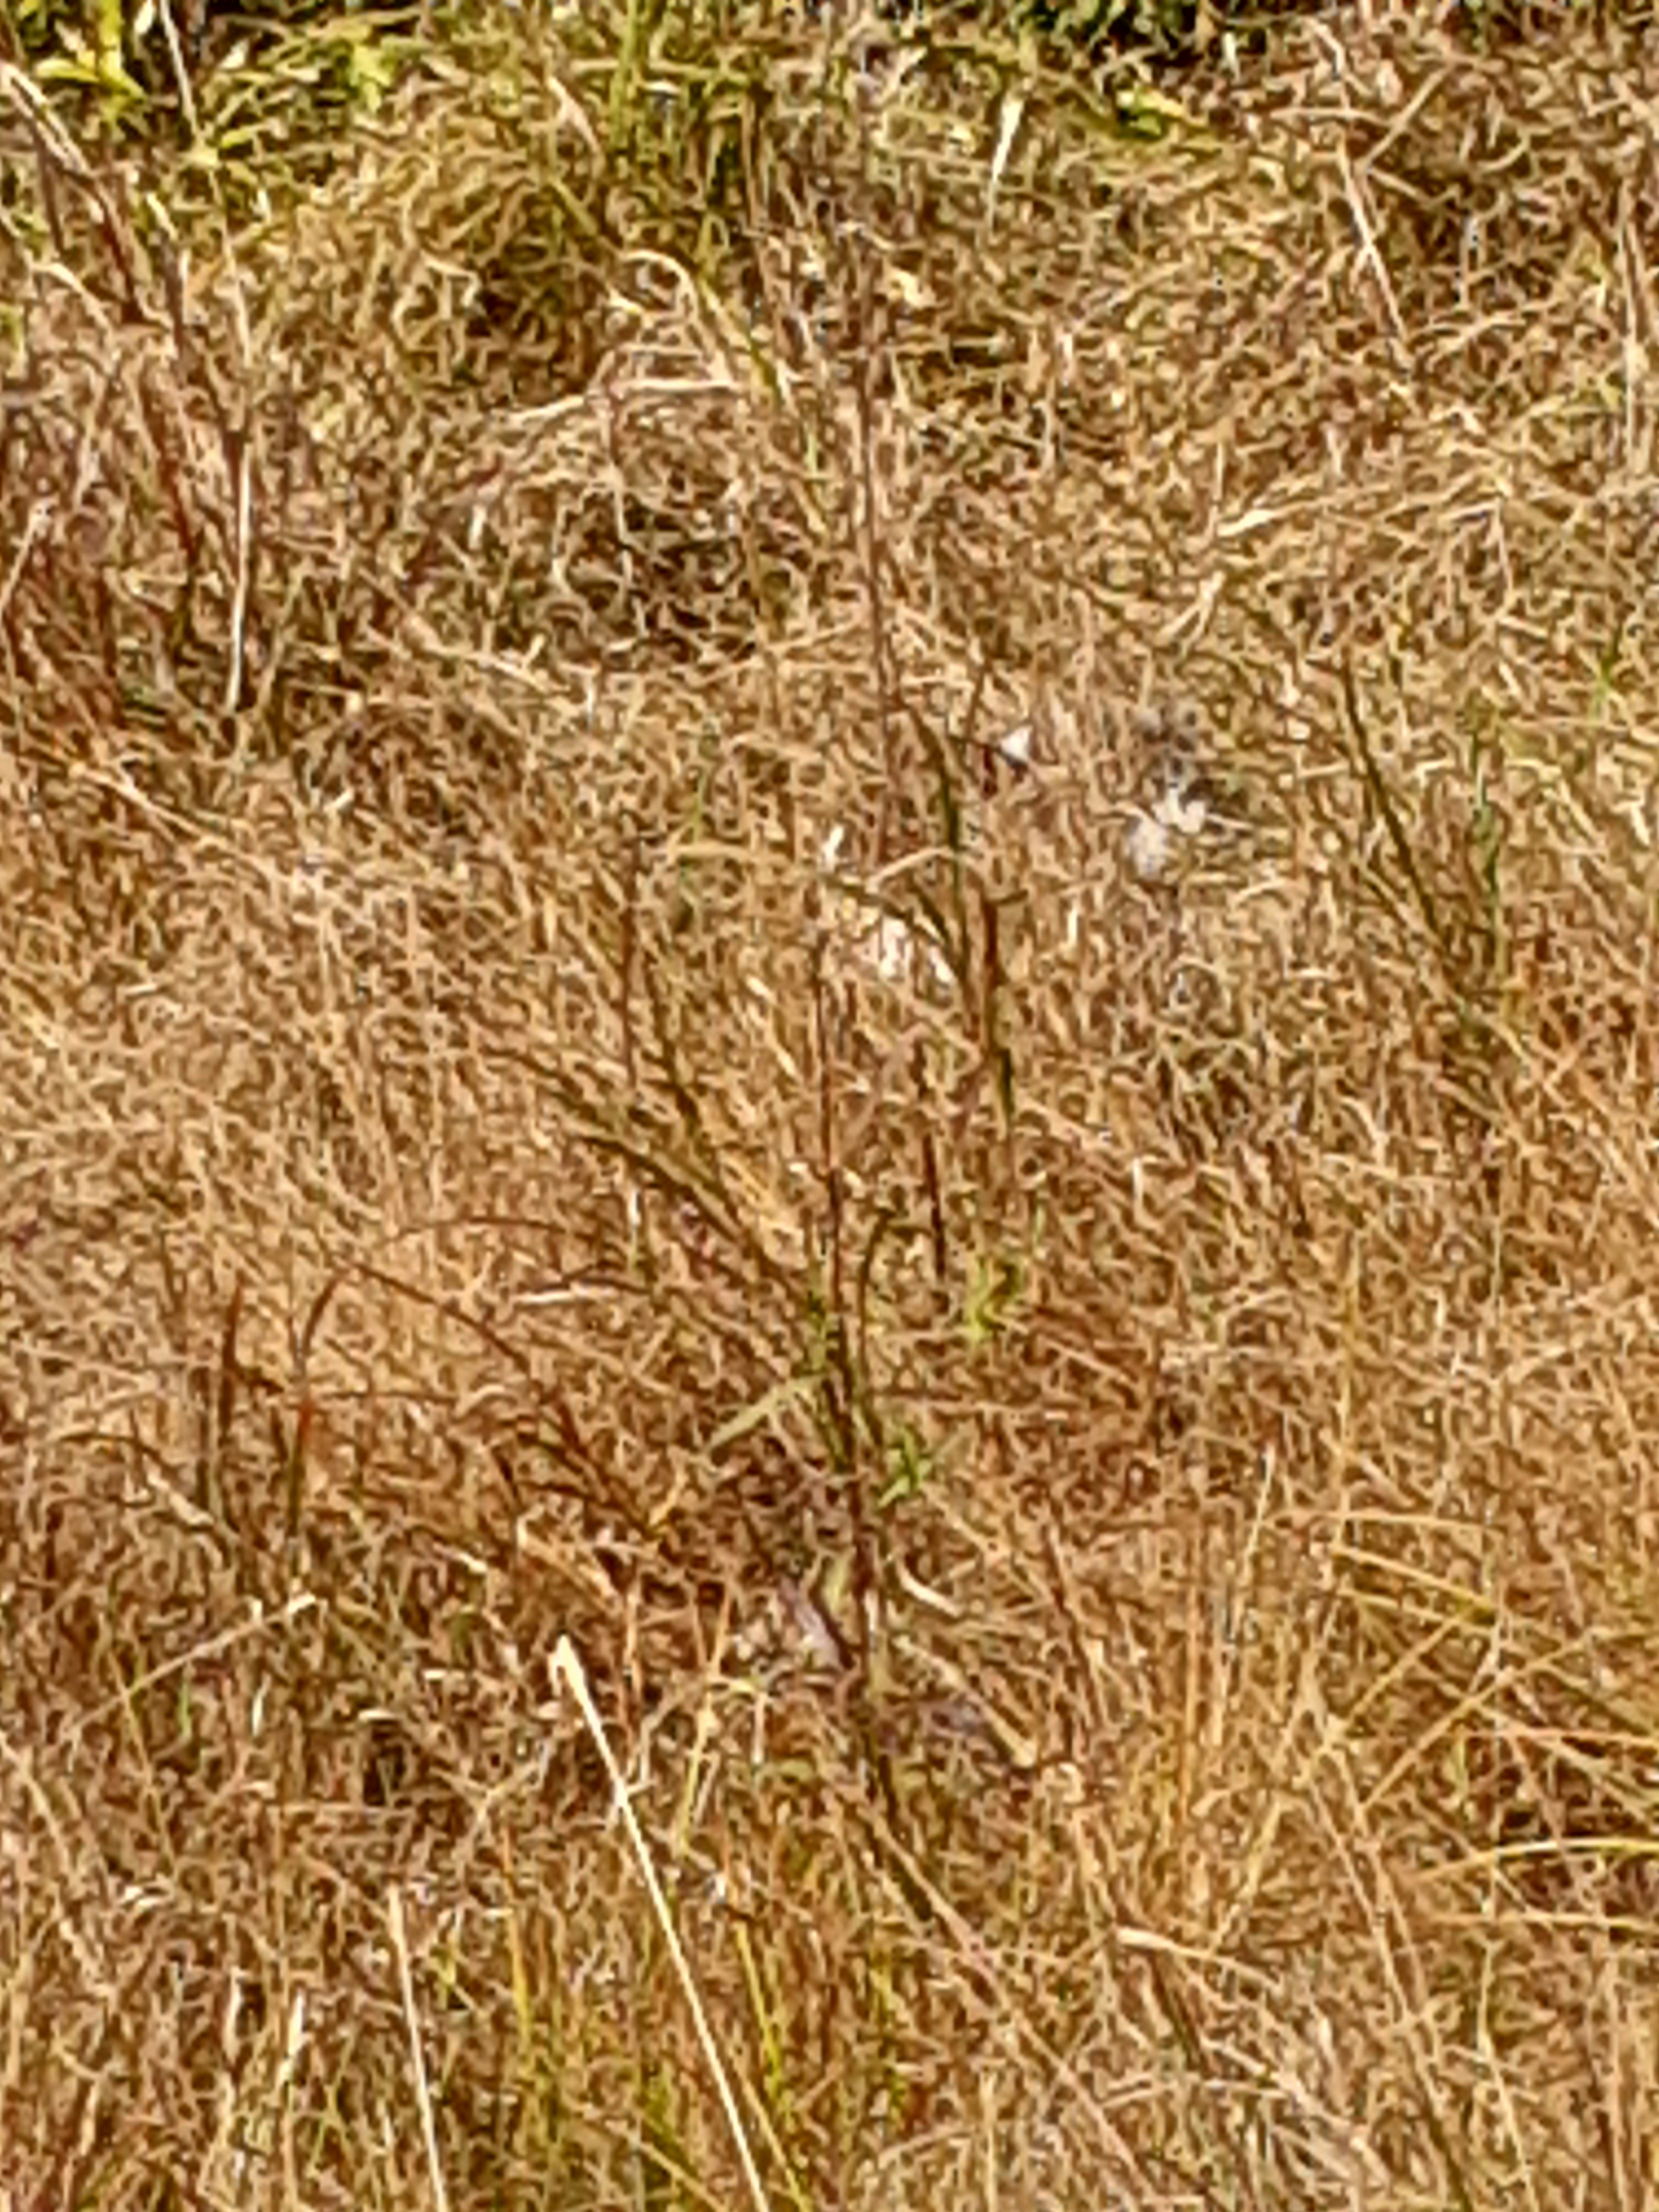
[{"x1": 3, "y1": 3, "x2": 1659, "y2": 2206}]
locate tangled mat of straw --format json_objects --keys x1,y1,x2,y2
[{"x1": 3, "y1": 4, "x2": 1659, "y2": 2206}]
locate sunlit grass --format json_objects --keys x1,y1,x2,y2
[{"x1": 2, "y1": 3, "x2": 1658, "y2": 2206}]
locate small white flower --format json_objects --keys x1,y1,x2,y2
[
  {"x1": 997, "y1": 721, "x2": 1033, "y2": 772},
  {"x1": 1128, "y1": 782, "x2": 1208, "y2": 881},
  {"x1": 866, "y1": 911, "x2": 952, "y2": 990},
  {"x1": 1156, "y1": 785, "x2": 1208, "y2": 838},
  {"x1": 1126, "y1": 810, "x2": 1173, "y2": 880},
  {"x1": 870, "y1": 913, "x2": 912, "y2": 982}
]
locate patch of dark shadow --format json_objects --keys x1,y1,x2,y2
[
  {"x1": 1444, "y1": 0, "x2": 1653, "y2": 49},
  {"x1": 288, "y1": 703, "x2": 513, "y2": 843},
  {"x1": 356, "y1": 1710, "x2": 468, "y2": 1843},
  {"x1": 559, "y1": 483, "x2": 793, "y2": 662},
  {"x1": 461, "y1": 195, "x2": 613, "y2": 405},
  {"x1": 881, "y1": 0, "x2": 1338, "y2": 71},
  {"x1": 360, "y1": 1712, "x2": 417, "y2": 1809},
  {"x1": 1155, "y1": 1018, "x2": 1263, "y2": 1165},
  {"x1": 1454, "y1": 1733, "x2": 1659, "y2": 1939}
]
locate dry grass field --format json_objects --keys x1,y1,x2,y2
[{"x1": 3, "y1": 1, "x2": 1659, "y2": 2204}]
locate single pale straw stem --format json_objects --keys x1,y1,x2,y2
[
  {"x1": 388, "y1": 1883, "x2": 451, "y2": 2212},
  {"x1": 551, "y1": 1635, "x2": 772, "y2": 2212}
]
